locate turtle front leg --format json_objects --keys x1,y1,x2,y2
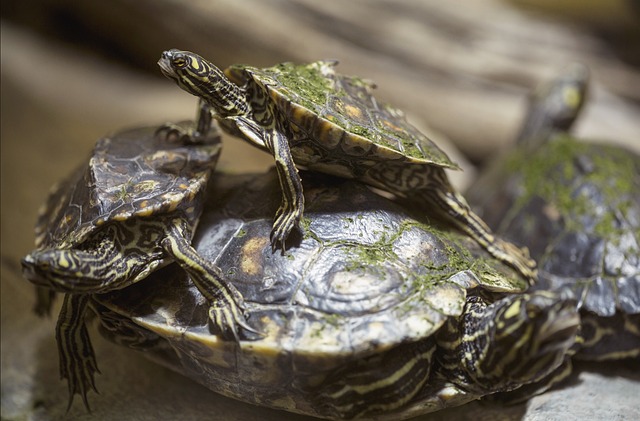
[
  {"x1": 235, "y1": 118, "x2": 305, "y2": 251},
  {"x1": 161, "y1": 221, "x2": 259, "y2": 341},
  {"x1": 56, "y1": 293, "x2": 99, "y2": 410}
]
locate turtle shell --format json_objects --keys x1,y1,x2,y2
[
  {"x1": 92, "y1": 169, "x2": 527, "y2": 419},
  {"x1": 468, "y1": 136, "x2": 640, "y2": 318},
  {"x1": 33, "y1": 121, "x2": 221, "y2": 250},
  {"x1": 224, "y1": 61, "x2": 460, "y2": 173},
  {"x1": 468, "y1": 136, "x2": 640, "y2": 361}
]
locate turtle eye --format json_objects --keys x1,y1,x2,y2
[{"x1": 173, "y1": 56, "x2": 188, "y2": 69}]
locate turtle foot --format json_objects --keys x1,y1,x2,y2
[
  {"x1": 161, "y1": 226, "x2": 262, "y2": 341},
  {"x1": 209, "y1": 300, "x2": 262, "y2": 342},
  {"x1": 490, "y1": 237, "x2": 538, "y2": 284},
  {"x1": 155, "y1": 123, "x2": 204, "y2": 144},
  {"x1": 270, "y1": 206, "x2": 301, "y2": 252}
]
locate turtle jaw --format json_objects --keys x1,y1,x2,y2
[
  {"x1": 21, "y1": 253, "x2": 49, "y2": 287},
  {"x1": 158, "y1": 49, "x2": 180, "y2": 81},
  {"x1": 22, "y1": 251, "x2": 84, "y2": 293}
]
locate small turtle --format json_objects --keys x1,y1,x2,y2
[
  {"x1": 157, "y1": 49, "x2": 536, "y2": 281},
  {"x1": 467, "y1": 65, "x2": 640, "y2": 395},
  {"x1": 90, "y1": 170, "x2": 578, "y2": 420},
  {"x1": 21, "y1": 120, "x2": 254, "y2": 409}
]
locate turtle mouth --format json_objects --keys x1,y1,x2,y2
[
  {"x1": 158, "y1": 56, "x2": 177, "y2": 79},
  {"x1": 21, "y1": 255, "x2": 50, "y2": 287}
]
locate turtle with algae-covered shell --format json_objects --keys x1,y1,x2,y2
[
  {"x1": 467, "y1": 65, "x2": 640, "y2": 398},
  {"x1": 157, "y1": 49, "x2": 536, "y2": 282},
  {"x1": 90, "y1": 170, "x2": 578, "y2": 420},
  {"x1": 21, "y1": 120, "x2": 255, "y2": 408}
]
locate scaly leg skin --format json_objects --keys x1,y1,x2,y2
[
  {"x1": 56, "y1": 293, "x2": 99, "y2": 411},
  {"x1": 263, "y1": 127, "x2": 305, "y2": 251},
  {"x1": 232, "y1": 116, "x2": 305, "y2": 251},
  {"x1": 366, "y1": 162, "x2": 537, "y2": 282},
  {"x1": 427, "y1": 186, "x2": 537, "y2": 282},
  {"x1": 490, "y1": 359, "x2": 574, "y2": 404},
  {"x1": 270, "y1": 157, "x2": 305, "y2": 252},
  {"x1": 161, "y1": 221, "x2": 259, "y2": 341}
]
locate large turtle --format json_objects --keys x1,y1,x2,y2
[
  {"x1": 466, "y1": 65, "x2": 640, "y2": 395},
  {"x1": 90, "y1": 169, "x2": 579, "y2": 420},
  {"x1": 21, "y1": 119, "x2": 254, "y2": 409},
  {"x1": 157, "y1": 49, "x2": 536, "y2": 281}
]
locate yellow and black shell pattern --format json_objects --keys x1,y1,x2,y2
[
  {"x1": 33, "y1": 122, "x2": 221, "y2": 251},
  {"x1": 225, "y1": 61, "x2": 460, "y2": 171},
  {"x1": 92, "y1": 169, "x2": 527, "y2": 419}
]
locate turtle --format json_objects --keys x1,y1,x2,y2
[
  {"x1": 157, "y1": 49, "x2": 536, "y2": 282},
  {"x1": 89, "y1": 169, "x2": 579, "y2": 420},
  {"x1": 21, "y1": 119, "x2": 255, "y2": 409},
  {"x1": 466, "y1": 64, "x2": 640, "y2": 397}
]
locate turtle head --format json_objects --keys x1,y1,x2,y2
[
  {"x1": 22, "y1": 248, "x2": 110, "y2": 293},
  {"x1": 22, "y1": 228, "x2": 126, "y2": 294},
  {"x1": 159, "y1": 49, "x2": 248, "y2": 117},
  {"x1": 517, "y1": 63, "x2": 589, "y2": 145}
]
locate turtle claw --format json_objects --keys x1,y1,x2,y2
[
  {"x1": 209, "y1": 301, "x2": 262, "y2": 342},
  {"x1": 270, "y1": 206, "x2": 301, "y2": 252},
  {"x1": 155, "y1": 123, "x2": 206, "y2": 144}
]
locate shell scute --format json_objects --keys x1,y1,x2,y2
[{"x1": 35, "y1": 122, "x2": 221, "y2": 249}]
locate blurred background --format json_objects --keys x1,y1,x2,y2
[{"x1": 2, "y1": 1, "x2": 639, "y2": 420}]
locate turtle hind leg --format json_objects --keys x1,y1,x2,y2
[
  {"x1": 419, "y1": 184, "x2": 537, "y2": 282},
  {"x1": 56, "y1": 293, "x2": 99, "y2": 411},
  {"x1": 363, "y1": 163, "x2": 536, "y2": 281},
  {"x1": 316, "y1": 340, "x2": 435, "y2": 419},
  {"x1": 488, "y1": 358, "x2": 574, "y2": 404},
  {"x1": 161, "y1": 222, "x2": 260, "y2": 341}
]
